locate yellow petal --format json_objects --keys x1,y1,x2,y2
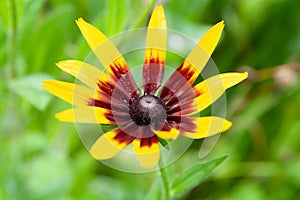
[
  {"x1": 90, "y1": 129, "x2": 129, "y2": 160},
  {"x1": 55, "y1": 106, "x2": 113, "y2": 124},
  {"x1": 154, "y1": 127, "x2": 179, "y2": 139},
  {"x1": 149, "y1": 5, "x2": 166, "y2": 28},
  {"x1": 192, "y1": 72, "x2": 248, "y2": 113},
  {"x1": 43, "y1": 80, "x2": 94, "y2": 106},
  {"x1": 76, "y1": 18, "x2": 107, "y2": 51},
  {"x1": 183, "y1": 116, "x2": 232, "y2": 139},
  {"x1": 182, "y1": 21, "x2": 225, "y2": 83},
  {"x1": 144, "y1": 5, "x2": 167, "y2": 64},
  {"x1": 133, "y1": 139, "x2": 160, "y2": 168},
  {"x1": 56, "y1": 60, "x2": 108, "y2": 89},
  {"x1": 199, "y1": 21, "x2": 224, "y2": 56},
  {"x1": 76, "y1": 18, "x2": 128, "y2": 73}
]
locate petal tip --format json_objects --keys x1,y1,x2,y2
[
  {"x1": 154, "y1": 4, "x2": 164, "y2": 11},
  {"x1": 55, "y1": 112, "x2": 65, "y2": 122},
  {"x1": 138, "y1": 151, "x2": 160, "y2": 168},
  {"x1": 158, "y1": 4, "x2": 164, "y2": 12},
  {"x1": 215, "y1": 20, "x2": 225, "y2": 31},
  {"x1": 89, "y1": 131, "x2": 127, "y2": 160},
  {"x1": 76, "y1": 17, "x2": 88, "y2": 30},
  {"x1": 76, "y1": 17, "x2": 84, "y2": 24},
  {"x1": 242, "y1": 71, "x2": 249, "y2": 79},
  {"x1": 149, "y1": 4, "x2": 166, "y2": 28},
  {"x1": 42, "y1": 80, "x2": 53, "y2": 89},
  {"x1": 42, "y1": 79, "x2": 48, "y2": 85},
  {"x1": 89, "y1": 147, "x2": 104, "y2": 160},
  {"x1": 134, "y1": 140, "x2": 160, "y2": 168},
  {"x1": 55, "y1": 60, "x2": 74, "y2": 69},
  {"x1": 55, "y1": 61, "x2": 64, "y2": 69},
  {"x1": 237, "y1": 72, "x2": 249, "y2": 83},
  {"x1": 224, "y1": 120, "x2": 233, "y2": 131}
]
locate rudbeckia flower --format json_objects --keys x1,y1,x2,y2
[{"x1": 43, "y1": 5, "x2": 247, "y2": 168}]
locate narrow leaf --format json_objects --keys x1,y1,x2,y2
[
  {"x1": 158, "y1": 138, "x2": 170, "y2": 150},
  {"x1": 145, "y1": 178, "x2": 162, "y2": 200},
  {"x1": 170, "y1": 155, "x2": 227, "y2": 196},
  {"x1": 9, "y1": 73, "x2": 53, "y2": 110}
]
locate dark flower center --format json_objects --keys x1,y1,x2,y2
[{"x1": 129, "y1": 95, "x2": 167, "y2": 126}]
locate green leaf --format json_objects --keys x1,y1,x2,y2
[
  {"x1": 131, "y1": 0, "x2": 157, "y2": 29},
  {"x1": 99, "y1": 124, "x2": 118, "y2": 133},
  {"x1": 145, "y1": 178, "x2": 162, "y2": 200},
  {"x1": 0, "y1": 0, "x2": 10, "y2": 28},
  {"x1": 8, "y1": 73, "x2": 53, "y2": 111},
  {"x1": 158, "y1": 138, "x2": 170, "y2": 150},
  {"x1": 170, "y1": 155, "x2": 228, "y2": 196}
]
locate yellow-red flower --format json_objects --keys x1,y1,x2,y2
[{"x1": 43, "y1": 5, "x2": 247, "y2": 168}]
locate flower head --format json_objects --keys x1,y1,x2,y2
[{"x1": 43, "y1": 5, "x2": 247, "y2": 168}]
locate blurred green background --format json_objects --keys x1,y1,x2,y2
[{"x1": 1, "y1": 0, "x2": 300, "y2": 199}]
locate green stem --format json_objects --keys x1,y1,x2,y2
[
  {"x1": 159, "y1": 159, "x2": 170, "y2": 200},
  {"x1": 7, "y1": 0, "x2": 21, "y2": 139},
  {"x1": 106, "y1": 0, "x2": 117, "y2": 36},
  {"x1": 8, "y1": 0, "x2": 17, "y2": 79},
  {"x1": 131, "y1": 0, "x2": 157, "y2": 29},
  {"x1": 115, "y1": 0, "x2": 157, "y2": 50}
]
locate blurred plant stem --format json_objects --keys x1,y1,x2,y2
[
  {"x1": 115, "y1": 0, "x2": 158, "y2": 59},
  {"x1": 4, "y1": 3, "x2": 23, "y2": 198},
  {"x1": 8, "y1": 0, "x2": 17, "y2": 80},
  {"x1": 159, "y1": 159, "x2": 170, "y2": 200},
  {"x1": 6, "y1": 0, "x2": 21, "y2": 134},
  {"x1": 131, "y1": 0, "x2": 157, "y2": 29}
]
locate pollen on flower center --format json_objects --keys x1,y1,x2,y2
[{"x1": 129, "y1": 95, "x2": 167, "y2": 126}]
